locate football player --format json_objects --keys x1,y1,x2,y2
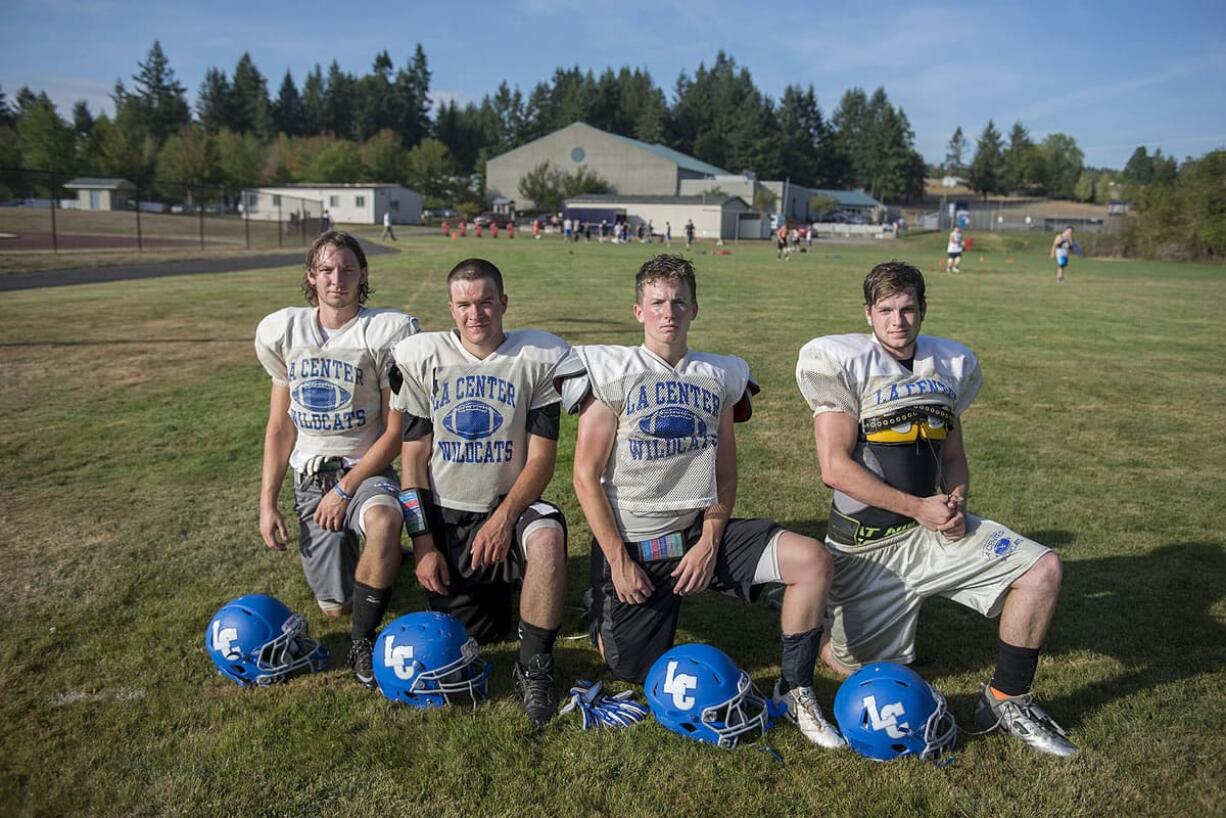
[
  {"x1": 1051, "y1": 226, "x2": 1074, "y2": 283},
  {"x1": 390, "y1": 258, "x2": 570, "y2": 725},
  {"x1": 255, "y1": 230, "x2": 420, "y2": 687},
  {"x1": 796, "y1": 260, "x2": 1077, "y2": 757},
  {"x1": 561, "y1": 254, "x2": 844, "y2": 749}
]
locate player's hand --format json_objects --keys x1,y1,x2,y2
[
  {"x1": 940, "y1": 494, "x2": 967, "y2": 540},
  {"x1": 671, "y1": 540, "x2": 716, "y2": 596},
  {"x1": 414, "y1": 542, "x2": 451, "y2": 595},
  {"x1": 259, "y1": 505, "x2": 289, "y2": 551},
  {"x1": 469, "y1": 511, "x2": 514, "y2": 570},
  {"x1": 313, "y1": 487, "x2": 349, "y2": 531},
  {"x1": 913, "y1": 495, "x2": 955, "y2": 532},
  {"x1": 611, "y1": 558, "x2": 654, "y2": 605}
]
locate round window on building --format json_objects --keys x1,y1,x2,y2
[{"x1": 570, "y1": 146, "x2": 585, "y2": 163}]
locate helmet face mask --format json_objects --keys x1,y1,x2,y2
[
  {"x1": 206, "y1": 595, "x2": 330, "y2": 687},
  {"x1": 646, "y1": 643, "x2": 774, "y2": 749},
  {"x1": 373, "y1": 612, "x2": 491, "y2": 709},
  {"x1": 834, "y1": 662, "x2": 958, "y2": 761}
]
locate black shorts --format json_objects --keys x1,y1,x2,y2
[
  {"x1": 589, "y1": 516, "x2": 780, "y2": 683},
  {"x1": 424, "y1": 500, "x2": 567, "y2": 644}
]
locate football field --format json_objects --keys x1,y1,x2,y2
[{"x1": 1, "y1": 231, "x2": 1222, "y2": 817}]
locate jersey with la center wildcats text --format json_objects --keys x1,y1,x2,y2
[
  {"x1": 573, "y1": 345, "x2": 754, "y2": 537},
  {"x1": 255, "y1": 306, "x2": 419, "y2": 469},
  {"x1": 795, "y1": 333, "x2": 981, "y2": 535},
  {"x1": 390, "y1": 329, "x2": 569, "y2": 513}
]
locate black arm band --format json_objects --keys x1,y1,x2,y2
[
  {"x1": 397, "y1": 488, "x2": 435, "y2": 536},
  {"x1": 527, "y1": 402, "x2": 561, "y2": 440},
  {"x1": 403, "y1": 414, "x2": 434, "y2": 441}
]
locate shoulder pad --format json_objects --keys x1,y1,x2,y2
[
  {"x1": 733, "y1": 376, "x2": 760, "y2": 423},
  {"x1": 552, "y1": 348, "x2": 591, "y2": 415}
]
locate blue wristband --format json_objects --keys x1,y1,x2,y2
[{"x1": 332, "y1": 483, "x2": 354, "y2": 502}]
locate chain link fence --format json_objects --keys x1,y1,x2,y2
[{"x1": 0, "y1": 168, "x2": 323, "y2": 254}]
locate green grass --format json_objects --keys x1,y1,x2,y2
[{"x1": 0, "y1": 233, "x2": 1222, "y2": 818}]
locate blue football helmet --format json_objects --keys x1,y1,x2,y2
[
  {"x1": 644, "y1": 643, "x2": 773, "y2": 749},
  {"x1": 205, "y1": 594, "x2": 330, "y2": 687},
  {"x1": 833, "y1": 662, "x2": 957, "y2": 761},
  {"x1": 373, "y1": 611, "x2": 491, "y2": 709}
]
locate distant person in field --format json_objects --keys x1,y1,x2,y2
[
  {"x1": 664, "y1": 221, "x2": 672, "y2": 247},
  {"x1": 507, "y1": 220, "x2": 515, "y2": 239},
  {"x1": 558, "y1": 253, "x2": 843, "y2": 749},
  {"x1": 321, "y1": 210, "x2": 332, "y2": 233},
  {"x1": 390, "y1": 258, "x2": 571, "y2": 725},
  {"x1": 563, "y1": 218, "x2": 572, "y2": 241},
  {"x1": 776, "y1": 223, "x2": 789, "y2": 260},
  {"x1": 441, "y1": 219, "x2": 450, "y2": 237},
  {"x1": 684, "y1": 219, "x2": 695, "y2": 250},
  {"x1": 381, "y1": 211, "x2": 397, "y2": 242},
  {"x1": 796, "y1": 260, "x2": 1077, "y2": 757},
  {"x1": 946, "y1": 225, "x2": 964, "y2": 272},
  {"x1": 491, "y1": 220, "x2": 499, "y2": 239},
  {"x1": 1050, "y1": 226, "x2": 1074, "y2": 283},
  {"x1": 532, "y1": 219, "x2": 541, "y2": 240},
  {"x1": 255, "y1": 231, "x2": 420, "y2": 687}
]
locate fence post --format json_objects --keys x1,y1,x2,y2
[
  {"x1": 244, "y1": 190, "x2": 251, "y2": 249},
  {"x1": 277, "y1": 198, "x2": 283, "y2": 248},
  {"x1": 299, "y1": 203, "x2": 306, "y2": 244},
  {"x1": 135, "y1": 183, "x2": 143, "y2": 252},
  {"x1": 49, "y1": 172, "x2": 59, "y2": 254},
  {"x1": 198, "y1": 187, "x2": 205, "y2": 249}
]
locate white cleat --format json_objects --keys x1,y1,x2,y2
[{"x1": 773, "y1": 680, "x2": 846, "y2": 749}]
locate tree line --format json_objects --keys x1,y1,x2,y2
[{"x1": 1, "y1": 43, "x2": 929, "y2": 208}]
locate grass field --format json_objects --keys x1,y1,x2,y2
[{"x1": 1, "y1": 231, "x2": 1222, "y2": 817}]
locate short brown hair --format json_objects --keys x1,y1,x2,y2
[
  {"x1": 863, "y1": 260, "x2": 925, "y2": 307},
  {"x1": 635, "y1": 254, "x2": 696, "y2": 304},
  {"x1": 446, "y1": 258, "x2": 504, "y2": 298},
  {"x1": 302, "y1": 231, "x2": 371, "y2": 306}
]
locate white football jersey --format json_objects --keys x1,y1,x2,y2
[
  {"x1": 571, "y1": 345, "x2": 754, "y2": 539},
  {"x1": 390, "y1": 329, "x2": 569, "y2": 513},
  {"x1": 255, "y1": 306, "x2": 419, "y2": 469},
  {"x1": 795, "y1": 333, "x2": 980, "y2": 423}
]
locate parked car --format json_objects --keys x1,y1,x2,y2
[
  {"x1": 422, "y1": 208, "x2": 460, "y2": 223},
  {"x1": 821, "y1": 210, "x2": 866, "y2": 225},
  {"x1": 474, "y1": 211, "x2": 514, "y2": 228}
]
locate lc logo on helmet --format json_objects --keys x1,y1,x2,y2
[
  {"x1": 211, "y1": 620, "x2": 239, "y2": 660},
  {"x1": 663, "y1": 660, "x2": 697, "y2": 709},
  {"x1": 384, "y1": 637, "x2": 415, "y2": 680},
  {"x1": 864, "y1": 695, "x2": 909, "y2": 739}
]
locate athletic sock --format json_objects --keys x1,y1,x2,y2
[
  {"x1": 350, "y1": 581, "x2": 391, "y2": 642},
  {"x1": 778, "y1": 626, "x2": 822, "y2": 694},
  {"x1": 989, "y1": 640, "x2": 1041, "y2": 697},
  {"x1": 518, "y1": 619, "x2": 558, "y2": 666}
]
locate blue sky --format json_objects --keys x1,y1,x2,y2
[{"x1": 2, "y1": 0, "x2": 1223, "y2": 169}]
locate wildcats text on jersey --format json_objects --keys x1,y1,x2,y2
[
  {"x1": 624, "y1": 379, "x2": 720, "y2": 462},
  {"x1": 287, "y1": 356, "x2": 367, "y2": 432},
  {"x1": 431, "y1": 374, "x2": 519, "y2": 465}
]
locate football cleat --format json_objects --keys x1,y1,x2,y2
[
  {"x1": 772, "y1": 681, "x2": 845, "y2": 750},
  {"x1": 973, "y1": 685, "x2": 1078, "y2": 758},
  {"x1": 347, "y1": 637, "x2": 377, "y2": 689},
  {"x1": 514, "y1": 654, "x2": 559, "y2": 726}
]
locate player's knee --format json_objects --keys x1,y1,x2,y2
[
  {"x1": 782, "y1": 534, "x2": 831, "y2": 588},
  {"x1": 525, "y1": 526, "x2": 566, "y2": 566},
  {"x1": 1031, "y1": 551, "x2": 1063, "y2": 592}
]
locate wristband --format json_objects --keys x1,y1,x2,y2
[
  {"x1": 331, "y1": 483, "x2": 354, "y2": 502},
  {"x1": 398, "y1": 488, "x2": 433, "y2": 536}
]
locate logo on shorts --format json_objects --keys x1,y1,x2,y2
[
  {"x1": 983, "y1": 529, "x2": 1018, "y2": 560},
  {"x1": 638, "y1": 406, "x2": 707, "y2": 440},
  {"x1": 443, "y1": 399, "x2": 504, "y2": 440},
  {"x1": 293, "y1": 379, "x2": 353, "y2": 412}
]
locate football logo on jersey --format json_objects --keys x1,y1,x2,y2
[
  {"x1": 293, "y1": 378, "x2": 353, "y2": 412},
  {"x1": 638, "y1": 407, "x2": 708, "y2": 440},
  {"x1": 443, "y1": 399, "x2": 504, "y2": 440}
]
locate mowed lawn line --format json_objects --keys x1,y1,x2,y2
[{"x1": 0, "y1": 235, "x2": 1222, "y2": 817}]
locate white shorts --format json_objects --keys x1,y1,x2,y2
[{"x1": 825, "y1": 514, "x2": 1049, "y2": 669}]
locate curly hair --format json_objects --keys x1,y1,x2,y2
[
  {"x1": 301, "y1": 231, "x2": 372, "y2": 306},
  {"x1": 635, "y1": 254, "x2": 697, "y2": 304}
]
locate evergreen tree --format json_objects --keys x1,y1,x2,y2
[
  {"x1": 197, "y1": 68, "x2": 237, "y2": 133},
  {"x1": 1002, "y1": 121, "x2": 1041, "y2": 193},
  {"x1": 17, "y1": 98, "x2": 75, "y2": 174},
  {"x1": 1150, "y1": 148, "x2": 1178, "y2": 185},
  {"x1": 323, "y1": 61, "x2": 355, "y2": 138},
  {"x1": 232, "y1": 53, "x2": 271, "y2": 138},
  {"x1": 944, "y1": 127, "x2": 967, "y2": 176},
  {"x1": 0, "y1": 86, "x2": 14, "y2": 128},
  {"x1": 391, "y1": 45, "x2": 432, "y2": 147},
  {"x1": 272, "y1": 71, "x2": 303, "y2": 137},
  {"x1": 968, "y1": 119, "x2": 1004, "y2": 197},
  {"x1": 128, "y1": 41, "x2": 190, "y2": 142},
  {"x1": 831, "y1": 87, "x2": 870, "y2": 189},
  {"x1": 1039, "y1": 133, "x2": 1084, "y2": 198},
  {"x1": 301, "y1": 66, "x2": 325, "y2": 136},
  {"x1": 1122, "y1": 146, "x2": 1153, "y2": 186}
]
